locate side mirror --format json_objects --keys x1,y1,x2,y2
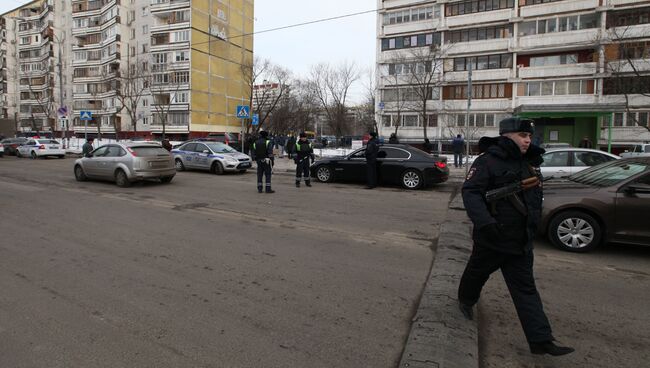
[
  {"x1": 625, "y1": 184, "x2": 650, "y2": 194},
  {"x1": 623, "y1": 150, "x2": 629, "y2": 153},
  {"x1": 202, "y1": 150, "x2": 210, "y2": 154}
]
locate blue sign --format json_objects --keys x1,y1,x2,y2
[
  {"x1": 80, "y1": 111, "x2": 93, "y2": 120},
  {"x1": 57, "y1": 106, "x2": 68, "y2": 117},
  {"x1": 251, "y1": 114, "x2": 259, "y2": 126},
  {"x1": 236, "y1": 105, "x2": 250, "y2": 119},
  {"x1": 378, "y1": 102, "x2": 385, "y2": 110}
]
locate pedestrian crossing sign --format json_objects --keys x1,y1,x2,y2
[
  {"x1": 236, "y1": 105, "x2": 250, "y2": 119},
  {"x1": 80, "y1": 111, "x2": 93, "y2": 120}
]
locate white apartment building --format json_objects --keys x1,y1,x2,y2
[
  {"x1": 2, "y1": 0, "x2": 254, "y2": 140},
  {"x1": 377, "y1": 0, "x2": 650, "y2": 152}
]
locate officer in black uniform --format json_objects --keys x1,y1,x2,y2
[
  {"x1": 458, "y1": 117, "x2": 574, "y2": 356},
  {"x1": 293, "y1": 132, "x2": 315, "y2": 188},
  {"x1": 365, "y1": 131, "x2": 379, "y2": 189},
  {"x1": 252, "y1": 131, "x2": 274, "y2": 193}
]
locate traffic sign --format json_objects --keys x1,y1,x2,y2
[
  {"x1": 80, "y1": 110, "x2": 93, "y2": 120},
  {"x1": 236, "y1": 105, "x2": 250, "y2": 119},
  {"x1": 57, "y1": 106, "x2": 68, "y2": 117},
  {"x1": 379, "y1": 102, "x2": 385, "y2": 110},
  {"x1": 251, "y1": 113, "x2": 259, "y2": 126}
]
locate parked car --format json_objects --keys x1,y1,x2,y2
[
  {"x1": 310, "y1": 144, "x2": 449, "y2": 190},
  {"x1": 16, "y1": 138, "x2": 65, "y2": 159},
  {"x1": 541, "y1": 142, "x2": 571, "y2": 149},
  {"x1": 1, "y1": 137, "x2": 29, "y2": 156},
  {"x1": 0, "y1": 143, "x2": 4, "y2": 157},
  {"x1": 172, "y1": 141, "x2": 252, "y2": 174},
  {"x1": 74, "y1": 142, "x2": 175, "y2": 187},
  {"x1": 620, "y1": 143, "x2": 650, "y2": 158},
  {"x1": 541, "y1": 157, "x2": 650, "y2": 252},
  {"x1": 540, "y1": 148, "x2": 619, "y2": 178}
]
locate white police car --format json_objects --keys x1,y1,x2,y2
[
  {"x1": 172, "y1": 141, "x2": 252, "y2": 174},
  {"x1": 16, "y1": 138, "x2": 65, "y2": 159}
]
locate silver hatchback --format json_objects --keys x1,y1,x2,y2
[
  {"x1": 74, "y1": 142, "x2": 176, "y2": 187},
  {"x1": 172, "y1": 141, "x2": 252, "y2": 174}
]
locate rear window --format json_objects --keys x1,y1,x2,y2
[{"x1": 131, "y1": 146, "x2": 170, "y2": 156}]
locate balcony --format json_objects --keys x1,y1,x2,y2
[
  {"x1": 606, "y1": 59, "x2": 650, "y2": 74},
  {"x1": 445, "y1": 9, "x2": 513, "y2": 28},
  {"x1": 72, "y1": 0, "x2": 118, "y2": 15},
  {"x1": 383, "y1": 19, "x2": 442, "y2": 37},
  {"x1": 606, "y1": 0, "x2": 647, "y2": 6},
  {"x1": 520, "y1": 0, "x2": 599, "y2": 18},
  {"x1": 445, "y1": 68, "x2": 512, "y2": 82},
  {"x1": 381, "y1": 0, "x2": 420, "y2": 9},
  {"x1": 518, "y1": 62, "x2": 598, "y2": 79},
  {"x1": 150, "y1": 0, "x2": 190, "y2": 13},
  {"x1": 446, "y1": 38, "x2": 512, "y2": 55},
  {"x1": 443, "y1": 99, "x2": 512, "y2": 111},
  {"x1": 515, "y1": 94, "x2": 598, "y2": 106},
  {"x1": 606, "y1": 24, "x2": 650, "y2": 41},
  {"x1": 516, "y1": 29, "x2": 600, "y2": 52}
]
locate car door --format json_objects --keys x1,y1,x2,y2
[
  {"x1": 337, "y1": 148, "x2": 367, "y2": 182},
  {"x1": 194, "y1": 143, "x2": 211, "y2": 170},
  {"x1": 540, "y1": 150, "x2": 571, "y2": 178},
  {"x1": 615, "y1": 172, "x2": 650, "y2": 244},
  {"x1": 96, "y1": 145, "x2": 122, "y2": 179},
  {"x1": 84, "y1": 146, "x2": 109, "y2": 177},
  {"x1": 180, "y1": 143, "x2": 197, "y2": 168},
  {"x1": 19, "y1": 140, "x2": 35, "y2": 156},
  {"x1": 378, "y1": 147, "x2": 411, "y2": 184},
  {"x1": 571, "y1": 151, "x2": 617, "y2": 175}
]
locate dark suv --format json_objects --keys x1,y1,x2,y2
[{"x1": 206, "y1": 133, "x2": 241, "y2": 150}]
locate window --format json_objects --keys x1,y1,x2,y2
[
  {"x1": 541, "y1": 151, "x2": 570, "y2": 167},
  {"x1": 382, "y1": 148, "x2": 410, "y2": 159},
  {"x1": 607, "y1": 7, "x2": 650, "y2": 28},
  {"x1": 381, "y1": 32, "x2": 440, "y2": 51},
  {"x1": 142, "y1": 7, "x2": 148, "y2": 16},
  {"x1": 173, "y1": 30, "x2": 190, "y2": 42},
  {"x1": 428, "y1": 114, "x2": 438, "y2": 127},
  {"x1": 382, "y1": 115, "x2": 392, "y2": 127},
  {"x1": 172, "y1": 91, "x2": 188, "y2": 103},
  {"x1": 142, "y1": 44, "x2": 148, "y2": 53},
  {"x1": 446, "y1": 25, "x2": 512, "y2": 44},
  {"x1": 444, "y1": 83, "x2": 511, "y2": 99},
  {"x1": 613, "y1": 113, "x2": 624, "y2": 126},
  {"x1": 521, "y1": 13, "x2": 599, "y2": 36},
  {"x1": 445, "y1": 0, "x2": 514, "y2": 17},
  {"x1": 403, "y1": 115, "x2": 419, "y2": 127},
  {"x1": 143, "y1": 25, "x2": 148, "y2": 34}
]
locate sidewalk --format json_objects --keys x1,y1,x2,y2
[{"x1": 398, "y1": 170, "x2": 479, "y2": 368}]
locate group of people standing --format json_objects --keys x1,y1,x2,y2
[{"x1": 250, "y1": 131, "x2": 314, "y2": 193}]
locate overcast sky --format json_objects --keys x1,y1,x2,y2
[{"x1": 1, "y1": 0, "x2": 377, "y2": 103}]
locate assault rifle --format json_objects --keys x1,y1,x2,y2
[{"x1": 485, "y1": 176, "x2": 541, "y2": 203}]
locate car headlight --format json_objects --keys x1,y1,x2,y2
[{"x1": 225, "y1": 157, "x2": 239, "y2": 164}]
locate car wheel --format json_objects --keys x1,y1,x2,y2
[
  {"x1": 175, "y1": 158, "x2": 185, "y2": 171},
  {"x1": 548, "y1": 211, "x2": 602, "y2": 252},
  {"x1": 315, "y1": 165, "x2": 334, "y2": 183},
  {"x1": 74, "y1": 165, "x2": 87, "y2": 182},
  {"x1": 31, "y1": 151, "x2": 38, "y2": 159},
  {"x1": 239, "y1": 169, "x2": 247, "y2": 174},
  {"x1": 115, "y1": 169, "x2": 131, "y2": 188},
  {"x1": 160, "y1": 175, "x2": 174, "y2": 184},
  {"x1": 16, "y1": 151, "x2": 22, "y2": 158},
  {"x1": 212, "y1": 161, "x2": 224, "y2": 175},
  {"x1": 58, "y1": 155, "x2": 65, "y2": 159},
  {"x1": 401, "y1": 169, "x2": 423, "y2": 190}
]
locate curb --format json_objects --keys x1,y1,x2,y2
[{"x1": 398, "y1": 189, "x2": 478, "y2": 368}]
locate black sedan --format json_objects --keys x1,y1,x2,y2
[{"x1": 310, "y1": 144, "x2": 449, "y2": 189}]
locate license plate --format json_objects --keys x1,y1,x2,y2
[
  {"x1": 240, "y1": 162, "x2": 251, "y2": 168},
  {"x1": 50, "y1": 146, "x2": 59, "y2": 149},
  {"x1": 150, "y1": 161, "x2": 167, "y2": 168}
]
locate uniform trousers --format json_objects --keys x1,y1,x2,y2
[
  {"x1": 256, "y1": 159, "x2": 272, "y2": 192},
  {"x1": 295, "y1": 158, "x2": 310, "y2": 182},
  {"x1": 458, "y1": 245, "x2": 553, "y2": 343},
  {"x1": 366, "y1": 159, "x2": 377, "y2": 188}
]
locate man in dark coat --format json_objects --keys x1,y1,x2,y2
[
  {"x1": 82, "y1": 138, "x2": 94, "y2": 157},
  {"x1": 286, "y1": 134, "x2": 297, "y2": 160},
  {"x1": 365, "y1": 131, "x2": 379, "y2": 189},
  {"x1": 452, "y1": 134, "x2": 465, "y2": 167},
  {"x1": 293, "y1": 132, "x2": 315, "y2": 187},
  {"x1": 388, "y1": 133, "x2": 399, "y2": 144},
  {"x1": 458, "y1": 117, "x2": 574, "y2": 356},
  {"x1": 423, "y1": 138, "x2": 433, "y2": 154},
  {"x1": 251, "y1": 130, "x2": 275, "y2": 193}
]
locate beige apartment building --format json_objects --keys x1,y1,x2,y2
[
  {"x1": 1, "y1": 0, "x2": 254, "y2": 140},
  {"x1": 377, "y1": 0, "x2": 650, "y2": 152}
]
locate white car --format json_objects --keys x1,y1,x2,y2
[
  {"x1": 620, "y1": 143, "x2": 650, "y2": 158},
  {"x1": 16, "y1": 138, "x2": 66, "y2": 159},
  {"x1": 0, "y1": 143, "x2": 4, "y2": 157},
  {"x1": 540, "y1": 148, "x2": 619, "y2": 178}
]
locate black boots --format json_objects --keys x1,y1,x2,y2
[
  {"x1": 529, "y1": 341, "x2": 575, "y2": 356},
  {"x1": 296, "y1": 181, "x2": 300, "y2": 187},
  {"x1": 305, "y1": 181, "x2": 311, "y2": 187},
  {"x1": 458, "y1": 301, "x2": 473, "y2": 320}
]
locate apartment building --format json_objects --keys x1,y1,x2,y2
[
  {"x1": 377, "y1": 0, "x2": 650, "y2": 151},
  {"x1": 1, "y1": 0, "x2": 254, "y2": 140}
]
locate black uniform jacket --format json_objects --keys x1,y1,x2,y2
[
  {"x1": 293, "y1": 140, "x2": 314, "y2": 163},
  {"x1": 462, "y1": 136, "x2": 545, "y2": 254},
  {"x1": 365, "y1": 138, "x2": 379, "y2": 161}
]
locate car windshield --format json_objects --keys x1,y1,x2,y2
[
  {"x1": 130, "y1": 146, "x2": 170, "y2": 156},
  {"x1": 569, "y1": 160, "x2": 649, "y2": 187},
  {"x1": 205, "y1": 142, "x2": 237, "y2": 153}
]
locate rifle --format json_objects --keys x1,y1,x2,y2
[{"x1": 485, "y1": 176, "x2": 540, "y2": 203}]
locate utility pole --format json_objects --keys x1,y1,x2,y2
[
  {"x1": 464, "y1": 61, "x2": 472, "y2": 176},
  {"x1": 56, "y1": 34, "x2": 67, "y2": 148}
]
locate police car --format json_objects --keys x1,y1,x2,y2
[
  {"x1": 172, "y1": 141, "x2": 252, "y2": 174},
  {"x1": 16, "y1": 138, "x2": 65, "y2": 159}
]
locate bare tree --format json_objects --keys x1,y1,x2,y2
[
  {"x1": 603, "y1": 26, "x2": 650, "y2": 131},
  {"x1": 150, "y1": 69, "x2": 184, "y2": 139},
  {"x1": 26, "y1": 73, "x2": 56, "y2": 132},
  {"x1": 307, "y1": 61, "x2": 360, "y2": 138},
  {"x1": 241, "y1": 57, "x2": 291, "y2": 134},
  {"x1": 116, "y1": 55, "x2": 150, "y2": 139},
  {"x1": 377, "y1": 57, "x2": 412, "y2": 137},
  {"x1": 359, "y1": 65, "x2": 378, "y2": 134}
]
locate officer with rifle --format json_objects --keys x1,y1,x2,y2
[
  {"x1": 458, "y1": 117, "x2": 575, "y2": 356},
  {"x1": 293, "y1": 132, "x2": 315, "y2": 188}
]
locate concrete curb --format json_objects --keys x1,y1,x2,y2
[{"x1": 398, "y1": 190, "x2": 478, "y2": 368}]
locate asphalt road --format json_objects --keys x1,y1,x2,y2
[
  {"x1": 479, "y1": 238, "x2": 650, "y2": 368},
  {"x1": 0, "y1": 155, "x2": 453, "y2": 368}
]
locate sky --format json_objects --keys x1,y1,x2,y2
[{"x1": 1, "y1": 0, "x2": 377, "y2": 103}]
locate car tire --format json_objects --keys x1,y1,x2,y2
[
  {"x1": 212, "y1": 161, "x2": 224, "y2": 175},
  {"x1": 16, "y1": 151, "x2": 22, "y2": 158},
  {"x1": 58, "y1": 155, "x2": 65, "y2": 159},
  {"x1": 115, "y1": 169, "x2": 131, "y2": 188},
  {"x1": 239, "y1": 169, "x2": 247, "y2": 174},
  {"x1": 160, "y1": 175, "x2": 174, "y2": 184},
  {"x1": 315, "y1": 165, "x2": 334, "y2": 183},
  {"x1": 401, "y1": 169, "x2": 423, "y2": 190},
  {"x1": 175, "y1": 158, "x2": 185, "y2": 171},
  {"x1": 31, "y1": 151, "x2": 38, "y2": 159},
  {"x1": 74, "y1": 165, "x2": 87, "y2": 182},
  {"x1": 548, "y1": 211, "x2": 602, "y2": 252}
]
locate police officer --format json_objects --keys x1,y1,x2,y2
[
  {"x1": 252, "y1": 131, "x2": 275, "y2": 193},
  {"x1": 293, "y1": 132, "x2": 315, "y2": 188},
  {"x1": 458, "y1": 117, "x2": 574, "y2": 356},
  {"x1": 365, "y1": 131, "x2": 379, "y2": 189}
]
